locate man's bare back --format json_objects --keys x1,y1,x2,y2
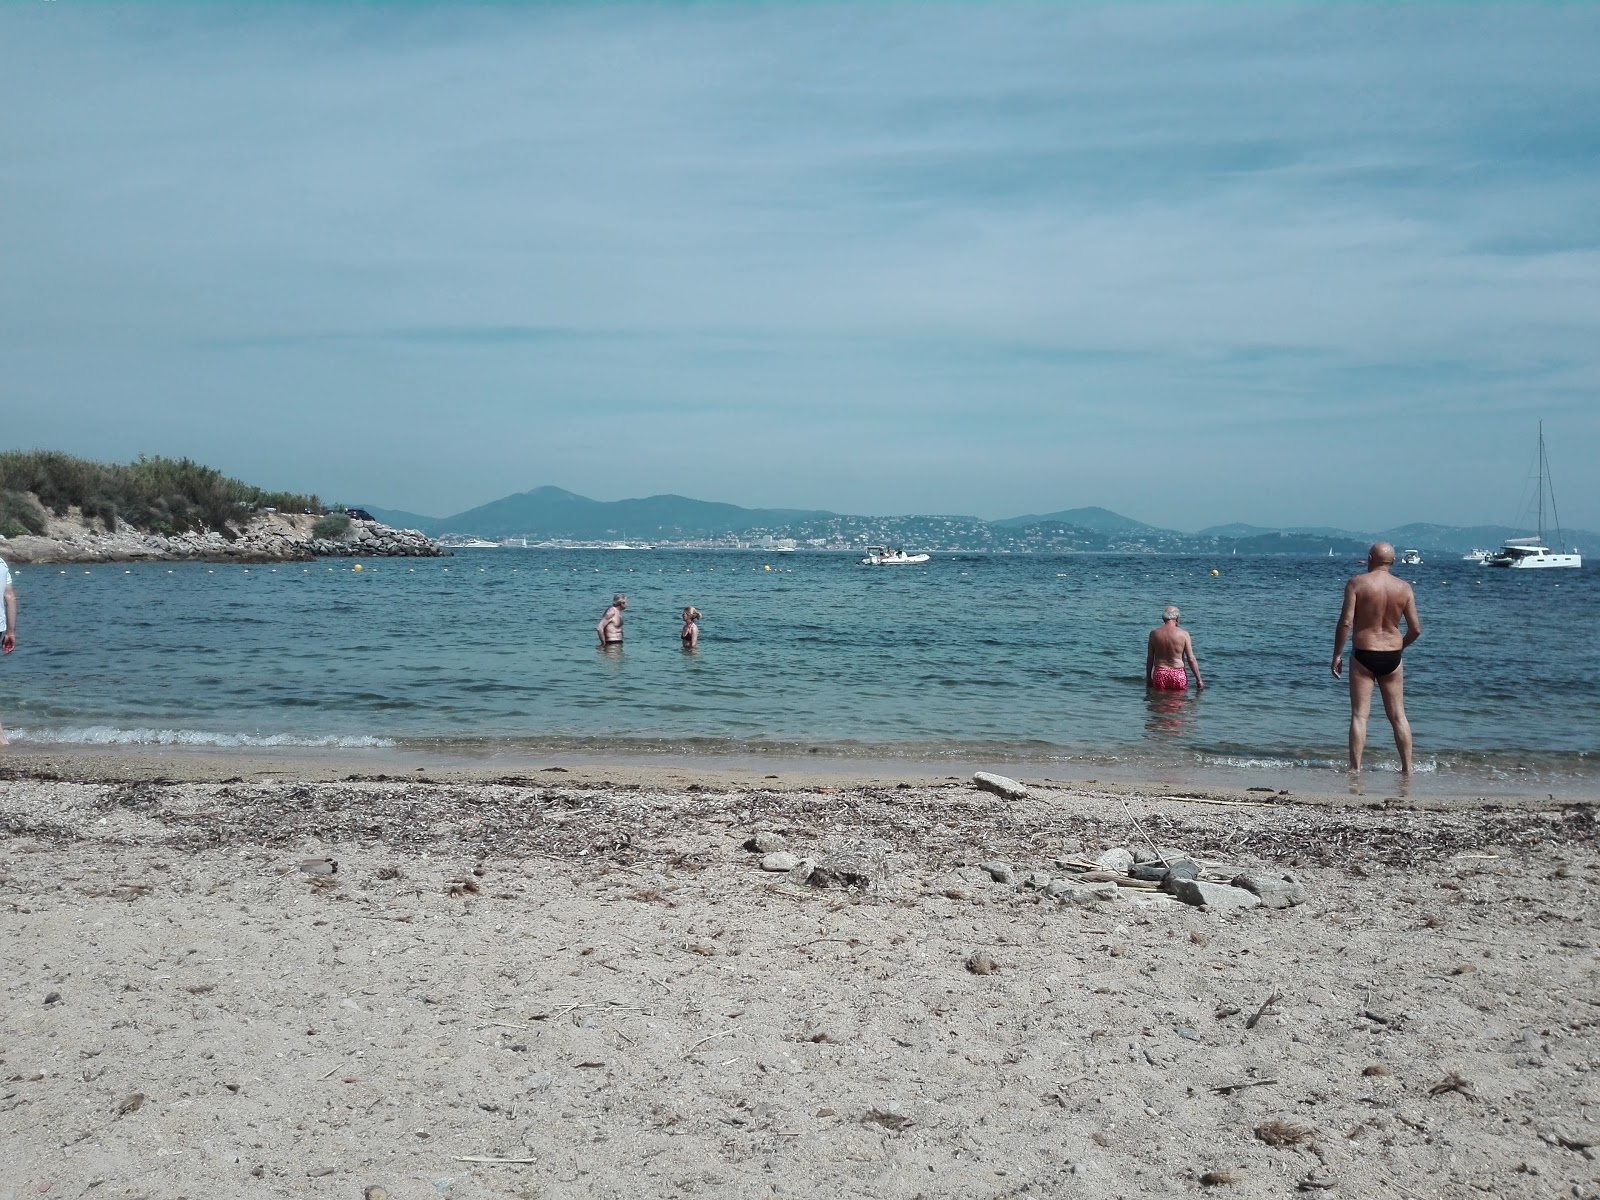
[
  {"x1": 1146, "y1": 606, "x2": 1203, "y2": 691},
  {"x1": 1332, "y1": 543, "x2": 1421, "y2": 772}
]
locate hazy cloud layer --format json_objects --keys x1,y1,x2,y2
[{"x1": 3, "y1": 4, "x2": 1597, "y2": 530}]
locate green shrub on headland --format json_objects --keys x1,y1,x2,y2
[
  {"x1": 0, "y1": 451, "x2": 321, "y2": 538},
  {"x1": 312, "y1": 511, "x2": 352, "y2": 541}
]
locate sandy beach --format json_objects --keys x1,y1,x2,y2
[{"x1": 2, "y1": 749, "x2": 1596, "y2": 1200}]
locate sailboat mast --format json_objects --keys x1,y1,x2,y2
[{"x1": 1538, "y1": 421, "x2": 1545, "y2": 541}]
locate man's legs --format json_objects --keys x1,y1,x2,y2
[
  {"x1": 1375, "y1": 665, "x2": 1414, "y2": 774},
  {"x1": 1347, "y1": 658, "x2": 1375, "y2": 771}
]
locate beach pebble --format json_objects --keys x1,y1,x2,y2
[
  {"x1": 759, "y1": 852, "x2": 800, "y2": 872},
  {"x1": 1022, "y1": 870, "x2": 1053, "y2": 890},
  {"x1": 1054, "y1": 882, "x2": 1118, "y2": 906},
  {"x1": 965, "y1": 951, "x2": 1000, "y2": 975},
  {"x1": 746, "y1": 831, "x2": 787, "y2": 854},
  {"x1": 43, "y1": 990, "x2": 61, "y2": 1006},
  {"x1": 523, "y1": 1071, "x2": 554, "y2": 1093},
  {"x1": 1166, "y1": 879, "x2": 1263, "y2": 911},
  {"x1": 980, "y1": 861, "x2": 1017, "y2": 885},
  {"x1": 1232, "y1": 872, "x2": 1307, "y2": 909},
  {"x1": 1167, "y1": 860, "x2": 1201, "y2": 883},
  {"x1": 298, "y1": 857, "x2": 337, "y2": 877},
  {"x1": 1128, "y1": 863, "x2": 1169, "y2": 883},
  {"x1": 1133, "y1": 846, "x2": 1189, "y2": 865},
  {"x1": 973, "y1": 771, "x2": 1029, "y2": 800},
  {"x1": 1094, "y1": 848, "x2": 1135, "y2": 873},
  {"x1": 786, "y1": 858, "x2": 817, "y2": 885},
  {"x1": 809, "y1": 855, "x2": 871, "y2": 889}
]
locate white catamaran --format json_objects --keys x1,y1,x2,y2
[{"x1": 1485, "y1": 423, "x2": 1582, "y2": 570}]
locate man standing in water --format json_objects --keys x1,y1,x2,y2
[
  {"x1": 1332, "y1": 542, "x2": 1422, "y2": 773},
  {"x1": 1146, "y1": 605, "x2": 1204, "y2": 692},
  {"x1": 0, "y1": 554, "x2": 15, "y2": 746},
  {"x1": 596, "y1": 593, "x2": 626, "y2": 647}
]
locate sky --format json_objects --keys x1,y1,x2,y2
[{"x1": 2, "y1": 4, "x2": 1598, "y2": 533}]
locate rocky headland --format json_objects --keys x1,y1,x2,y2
[{"x1": 0, "y1": 508, "x2": 446, "y2": 564}]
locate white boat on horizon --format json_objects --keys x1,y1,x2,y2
[
  {"x1": 861, "y1": 546, "x2": 930, "y2": 565},
  {"x1": 456, "y1": 538, "x2": 499, "y2": 549},
  {"x1": 1462, "y1": 548, "x2": 1491, "y2": 563},
  {"x1": 1400, "y1": 549, "x2": 1423, "y2": 565},
  {"x1": 1485, "y1": 423, "x2": 1582, "y2": 570}
]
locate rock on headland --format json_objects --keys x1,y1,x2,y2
[{"x1": 0, "y1": 510, "x2": 447, "y2": 564}]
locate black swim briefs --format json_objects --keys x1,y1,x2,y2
[{"x1": 1351, "y1": 648, "x2": 1403, "y2": 678}]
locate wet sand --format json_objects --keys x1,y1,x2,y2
[{"x1": 2, "y1": 749, "x2": 1596, "y2": 1198}]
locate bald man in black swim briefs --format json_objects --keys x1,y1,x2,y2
[{"x1": 1332, "y1": 542, "x2": 1423, "y2": 774}]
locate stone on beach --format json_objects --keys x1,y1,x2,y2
[
  {"x1": 972, "y1": 772, "x2": 1029, "y2": 800},
  {"x1": 1166, "y1": 878, "x2": 1263, "y2": 911},
  {"x1": 1094, "y1": 847, "x2": 1135, "y2": 873},
  {"x1": 759, "y1": 852, "x2": 801, "y2": 872},
  {"x1": 979, "y1": 861, "x2": 1017, "y2": 885},
  {"x1": 1232, "y1": 872, "x2": 1307, "y2": 909}
]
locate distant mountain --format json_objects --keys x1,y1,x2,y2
[
  {"x1": 362, "y1": 486, "x2": 836, "y2": 541},
  {"x1": 360, "y1": 505, "x2": 443, "y2": 534},
  {"x1": 994, "y1": 506, "x2": 1155, "y2": 534}
]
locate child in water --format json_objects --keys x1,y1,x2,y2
[{"x1": 680, "y1": 606, "x2": 701, "y2": 650}]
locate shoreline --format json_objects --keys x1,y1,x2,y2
[{"x1": 2, "y1": 741, "x2": 1596, "y2": 810}]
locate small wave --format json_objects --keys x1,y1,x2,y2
[
  {"x1": 10, "y1": 725, "x2": 395, "y2": 749},
  {"x1": 1195, "y1": 752, "x2": 1438, "y2": 774}
]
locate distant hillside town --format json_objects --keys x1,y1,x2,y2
[{"x1": 362, "y1": 486, "x2": 1595, "y2": 558}]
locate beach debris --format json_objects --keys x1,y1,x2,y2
[
  {"x1": 446, "y1": 878, "x2": 480, "y2": 898},
  {"x1": 43, "y1": 991, "x2": 61, "y2": 1006},
  {"x1": 1232, "y1": 872, "x2": 1307, "y2": 909},
  {"x1": 1246, "y1": 992, "x2": 1285, "y2": 1030},
  {"x1": 972, "y1": 771, "x2": 1029, "y2": 800},
  {"x1": 965, "y1": 950, "x2": 1000, "y2": 975},
  {"x1": 1211, "y1": 1078, "x2": 1278, "y2": 1096},
  {"x1": 786, "y1": 858, "x2": 817, "y2": 886},
  {"x1": 1022, "y1": 869, "x2": 1053, "y2": 890},
  {"x1": 979, "y1": 860, "x2": 1017, "y2": 885},
  {"x1": 862, "y1": 1106, "x2": 913, "y2": 1132},
  {"x1": 1428, "y1": 1072, "x2": 1474, "y2": 1099},
  {"x1": 1199, "y1": 1168, "x2": 1242, "y2": 1187},
  {"x1": 114, "y1": 1092, "x2": 145, "y2": 1118},
  {"x1": 759, "y1": 852, "x2": 800, "y2": 873},
  {"x1": 745, "y1": 831, "x2": 787, "y2": 853},
  {"x1": 298, "y1": 857, "x2": 337, "y2": 877},
  {"x1": 1255, "y1": 1119, "x2": 1316, "y2": 1148},
  {"x1": 364, "y1": 1188, "x2": 389, "y2": 1200},
  {"x1": 1297, "y1": 1173, "x2": 1338, "y2": 1191}
]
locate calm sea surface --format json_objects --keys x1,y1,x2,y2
[{"x1": 4, "y1": 549, "x2": 1596, "y2": 794}]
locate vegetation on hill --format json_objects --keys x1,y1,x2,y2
[{"x1": 0, "y1": 451, "x2": 319, "y2": 539}]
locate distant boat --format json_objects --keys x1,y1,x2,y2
[
  {"x1": 1462, "y1": 548, "x2": 1490, "y2": 563},
  {"x1": 458, "y1": 538, "x2": 499, "y2": 549},
  {"x1": 1400, "y1": 549, "x2": 1423, "y2": 565},
  {"x1": 1485, "y1": 423, "x2": 1582, "y2": 570},
  {"x1": 861, "y1": 546, "x2": 930, "y2": 565}
]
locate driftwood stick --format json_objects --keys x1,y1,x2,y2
[
  {"x1": 683, "y1": 1029, "x2": 736, "y2": 1058},
  {"x1": 1246, "y1": 991, "x2": 1284, "y2": 1030}
]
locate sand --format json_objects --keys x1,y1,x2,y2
[{"x1": 2, "y1": 751, "x2": 1597, "y2": 1199}]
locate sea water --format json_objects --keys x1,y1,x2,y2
[{"x1": 4, "y1": 550, "x2": 1596, "y2": 794}]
